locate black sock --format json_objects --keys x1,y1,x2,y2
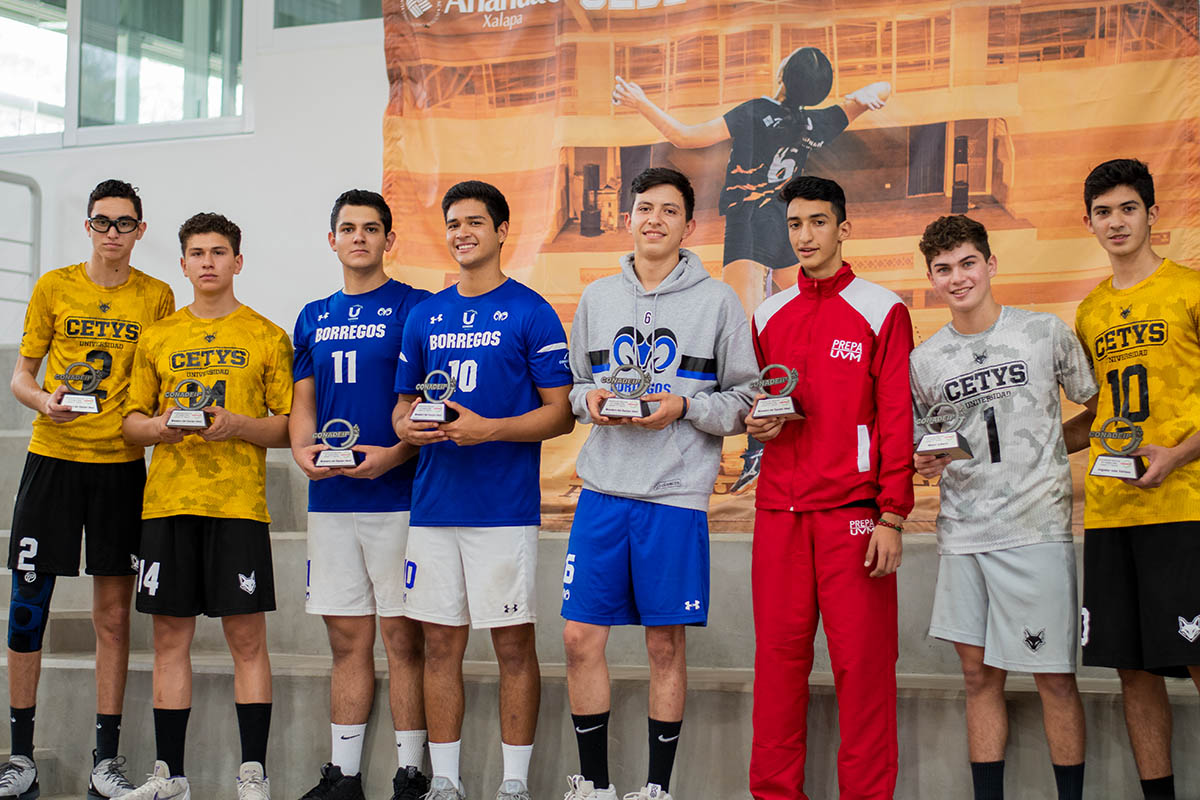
[
  {"x1": 235, "y1": 703, "x2": 272, "y2": 772},
  {"x1": 1052, "y1": 762, "x2": 1084, "y2": 800},
  {"x1": 571, "y1": 711, "x2": 609, "y2": 788},
  {"x1": 9, "y1": 706, "x2": 34, "y2": 759},
  {"x1": 1141, "y1": 775, "x2": 1175, "y2": 800},
  {"x1": 153, "y1": 708, "x2": 190, "y2": 777},
  {"x1": 970, "y1": 760, "x2": 1004, "y2": 800},
  {"x1": 95, "y1": 713, "x2": 122, "y2": 762},
  {"x1": 647, "y1": 718, "x2": 682, "y2": 792}
]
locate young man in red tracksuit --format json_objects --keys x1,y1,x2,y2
[{"x1": 746, "y1": 175, "x2": 915, "y2": 800}]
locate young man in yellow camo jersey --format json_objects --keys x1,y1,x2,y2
[
  {"x1": 1067, "y1": 159, "x2": 1200, "y2": 800},
  {"x1": 121, "y1": 213, "x2": 293, "y2": 800},
  {"x1": 2, "y1": 179, "x2": 173, "y2": 800}
]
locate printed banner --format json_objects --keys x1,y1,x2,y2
[{"x1": 382, "y1": 0, "x2": 1200, "y2": 531}]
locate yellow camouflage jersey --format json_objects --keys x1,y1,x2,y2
[
  {"x1": 20, "y1": 263, "x2": 175, "y2": 462},
  {"x1": 1075, "y1": 258, "x2": 1200, "y2": 528},
  {"x1": 124, "y1": 304, "x2": 293, "y2": 523}
]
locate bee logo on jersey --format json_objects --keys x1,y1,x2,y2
[
  {"x1": 238, "y1": 571, "x2": 257, "y2": 595},
  {"x1": 1178, "y1": 615, "x2": 1200, "y2": 643},
  {"x1": 1023, "y1": 627, "x2": 1046, "y2": 653}
]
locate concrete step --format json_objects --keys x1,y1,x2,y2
[{"x1": 2, "y1": 653, "x2": 1197, "y2": 800}]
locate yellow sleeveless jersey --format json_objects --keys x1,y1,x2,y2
[
  {"x1": 20, "y1": 263, "x2": 175, "y2": 463},
  {"x1": 1075, "y1": 259, "x2": 1200, "y2": 528},
  {"x1": 123, "y1": 304, "x2": 293, "y2": 523}
]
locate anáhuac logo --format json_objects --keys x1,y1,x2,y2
[{"x1": 405, "y1": 0, "x2": 562, "y2": 31}]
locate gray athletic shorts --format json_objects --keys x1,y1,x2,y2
[{"x1": 929, "y1": 541, "x2": 1078, "y2": 673}]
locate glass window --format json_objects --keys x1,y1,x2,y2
[
  {"x1": 274, "y1": 0, "x2": 380, "y2": 28},
  {"x1": 0, "y1": 1, "x2": 68, "y2": 137},
  {"x1": 79, "y1": 0, "x2": 243, "y2": 128}
]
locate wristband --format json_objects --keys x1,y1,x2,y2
[
  {"x1": 875, "y1": 518, "x2": 902, "y2": 533},
  {"x1": 680, "y1": 396, "x2": 690, "y2": 420}
]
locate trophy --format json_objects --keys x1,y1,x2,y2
[
  {"x1": 313, "y1": 418, "x2": 361, "y2": 467},
  {"x1": 54, "y1": 361, "x2": 101, "y2": 413},
  {"x1": 599, "y1": 362, "x2": 652, "y2": 419},
  {"x1": 164, "y1": 378, "x2": 212, "y2": 429},
  {"x1": 1088, "y1": 408, "x2": 1146, "y2": 479},
  {"x1": 411, "y1": 369, "x2": 459, "y2": 423},
  {"x1": 750, "y1": 363, "x2": 803, "y2": 419},
  {"x1": 915, "y1": 401, "x2": 973, "y2": 460}
]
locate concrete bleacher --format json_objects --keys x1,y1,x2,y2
[{"x1": 0, "y1": 345, "x2": 1196, "y2": 799}]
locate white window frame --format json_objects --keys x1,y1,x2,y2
[
  {"x1": 0, "y1": 0, "x2": 256, "y2": 154},
  {"x1": 257, "y1": 2, "x2": 383, "y2": 54}
]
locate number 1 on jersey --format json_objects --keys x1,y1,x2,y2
[{"x1": 331, "y1": 350, "x2": 357, "y2": 384}]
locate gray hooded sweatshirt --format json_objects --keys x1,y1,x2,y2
[{"x1": 568, "y1": 248, "x2": 758, "y2": 511}]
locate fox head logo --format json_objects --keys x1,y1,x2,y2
[
  {"x1": 1178, "y1": 615, "x2": 1200, "y2": 643},
  {"x1": 238, "y1": 571, "x2": 257, "y2": 595},
  {"x1": 1120, "y1": 305, "x2": 1133, "y2": 319},
  {"x1": 1023, "y1": 627, "x2": 1046, "y2": 653},
  {"x1": 973, "y1": 351, "x2": 988, "y2": 364}
]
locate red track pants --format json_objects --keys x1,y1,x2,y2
[{"x1": 749, "y1": 507, "x2": 899, "y2": 800}]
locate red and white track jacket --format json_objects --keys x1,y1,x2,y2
[{"x1": 752, "y1": 262, "x2": 915, "y2": 518}]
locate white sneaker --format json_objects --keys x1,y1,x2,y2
[
  {"x1": 89, "y1": 753, "x2": 137, "y2": 798},
  {"x1": 622, "y1": 785, "x2": 672, "y2": 800},
  {"x1": 121, "y1": 761, "x2": 190, "y2": 800},
  {"x1": 563, "y1": 774, "x2": 617, "y2": 800},
  {"x1": 424, "y1": 776, "x2": 467, "y2": 799},
  {"x1": 237, "y1": 761, "x2": 270, "y2": 800},
  {"x1": 0, "y1": 755, "x2": 37, "y2": 800},
  {"x1": 495, "y1": 779, "x2": 532, "y2": 800}
]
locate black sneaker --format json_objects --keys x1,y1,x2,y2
[
  {"x1": 390, "y1": 766, "x2": 430, "y2": 800},
  {"x1": 298, "y1": 764, "x2": 363, "y2": 800},
  {"x1": 730, "y1": 445, "x2": 762, "y2": 493}
]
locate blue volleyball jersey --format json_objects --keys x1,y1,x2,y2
[
  {"x1": 395, "y1": 278, "x2": 571, "y2": 526},
  {"x1": 293, "y1": 279, "x2": 431, "y2": 512}
]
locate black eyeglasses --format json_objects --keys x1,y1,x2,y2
[{"x1": 88, "y1": 216, "x2": 140, "y2": 234}]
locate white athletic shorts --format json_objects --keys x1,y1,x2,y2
[
  {"x1": 929, "y1": 541, "x2": 1078, "y2": 673},
  {"x1": 403, "y1": 525, "x2": 538, "y2": 629},
  {"x1": 306, "y1": 511, "x2": 410, "y2": 617}
]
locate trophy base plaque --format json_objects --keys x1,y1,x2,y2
[
  {"x1": 315, "y1": 449, "x2": 360, "y2": 468},
  {"x1": 1089, "y1": 454, "x2": 1147, "y2": 479},
  {"x1": 412, "y1": 402, "x2": 459, "y2": 423},
  {"x1": 752, "y1": 396, "x2": 803, "y2": 420},
  {"x1": 600, "y1": 397, "x2": 649, "y2": 419},
  {"x1": 61, "y1": 393, "x2": 99, "y2": 414},
  {"x1": 916, "y1": 431, "x2": 973, "y2": 460},
  {"x1": 166, "y1": 408, "x2": 210, "y2": 430}
]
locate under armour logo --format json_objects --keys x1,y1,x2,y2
[
  {"x1": 318, "y1": 312, "x2": 330, "y2": 321},
  {"x1": 684, "y1": 600, "x2": 701, "y2": 611},
  {"x1": 1023, "y1": 627, "x2": 1046, "y2": 653},
  {"x1": 973, "y1": 351, "x2": 987, "y2": 364},
  {"x1": 203, "y1": 331, "x2": 216, "y2": 343},
  {"x1": 238, "y1": 571, "x2": 257, "y2": 595},
  {"x1": 1120, "y1": 305, "x2": 1133, "y2": 319},
  {"x1": 504, "y1": 603, "x2": 520, "y2": 614},
  {"x1": 430, "y1": 313, "x2": 443, "y2": 324},
  {"x1": 98, "y1": 301, "x2": 111, "y2": 313},
  {"x1": 1179, "y1": 614, "x2": 1200, "y2": 643}
]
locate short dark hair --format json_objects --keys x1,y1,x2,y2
[
  {"x1": 778, "y1": 175, "x2": 846, "y2": 223},
  {"x1": 88, "y1": 179, "x2": 142, "y2": 219},
  {"x1": 919, "y1": 215, "x2": 992, "y2": 268},
  {"x1": 178, "y1": 212, "x2": 242, "y2": 255},
  {"x1": 630, "y1": 167, "x2": 695, "y2": 221},
  {"x1": 779, "y1": 47, "x2": 833, "y2": 109},
  {"x1": 441, "y1": 180, "x2": 509, "y2": 229},
  {"x1": 1084, "y1": 159, "x2": 1155, "y2": 214},
  {"x1": 331, "y1": 189, "x2": 393, "y2": 234}
]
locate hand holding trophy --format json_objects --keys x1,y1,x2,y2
[
  {"x1": 164, "y1": 378, "x2": 213, "y2": 430},
  {"x1": 915, "y1": 401, "x2": 973, "y2": 460},
  {"x1": 313, "y1": 418, "x2": 361, "y2": 467},
  {"x1": 55, "y1": 361, "x2": 102, "y2": 413},
  {"x1": 599, "y1": 362, "x2": 652, "y2": 419}
]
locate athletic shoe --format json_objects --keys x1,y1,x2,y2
[
  {"x1": 88, "y1": 751, "x2": 137, "y2": 798},
  {"x1": 730, "y1": 447, "x2": 761, "y2": 493},
  {"x1": 119, "y1": 761, "x2": 190, "y2": 800},
  {"x1": 422, "y1": 776, "x2": 466, "y2": 800},
  {"x1": 495, "y1": 780, "x2": 531, "y2": 800},
  {"x1": 299, "y1": 764, "x2": 363, "y2": 800},
  {"x1": 391, "y1": 766, "x2": 431, "y2": 800},
  {"x1": 0, "y1": 755, "x2": 37, "y2": 800},
  {"x1": 622, "y1": 785, "x2": 672, "y2": 800},
  {"x1": 562, "y1": 775, "x2": 617, "y2": 800},
  {"x1": 237, "y1": 762, "x2": 270, "y2": 800}
]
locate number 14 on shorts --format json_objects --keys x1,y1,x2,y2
[{"x1": 136, "y1": 558, "x2": 161, "y2": 596}]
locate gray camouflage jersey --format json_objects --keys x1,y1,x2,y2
[{"x1": 910, "y1": 306, "x2": 1098, "y2": 554}]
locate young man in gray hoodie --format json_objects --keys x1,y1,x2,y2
[{"x1": 560, "y1": 167, "x2": 758, "y2": 800}]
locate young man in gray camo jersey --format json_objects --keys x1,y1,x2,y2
[{"x1": 910, "y1": 215, "x2": 1099, "y2": 800}]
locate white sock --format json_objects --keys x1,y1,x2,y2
[
  {"x1": 428, "y1": 740, "x2": 461, "y2": 789},
  {"x1": 331, "y1": 723, "x2": 367, "y2": 776},
  {"x1": 395, "y1": 729, "x2": 427, "y2": 770},
  {"x1": 501, "y1": 742, "x2": 533, "y2": 784}
]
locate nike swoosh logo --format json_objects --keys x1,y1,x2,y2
[
  {"x1": 153, "y1": 790, "x2": 187, "y2": 800},
  {"x1": 657, "y1": 734, "x2": 679, "y2": 743},
  {"x1": 574, "y1": 724, "x2": 604, "y2": 734},
  {"x1": 340, "y1": 734, "x2": 361, "y2": 740}
]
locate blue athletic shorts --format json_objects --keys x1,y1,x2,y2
[{"x1": 561, "y1": 489, "x2": 710, "y2": 626}]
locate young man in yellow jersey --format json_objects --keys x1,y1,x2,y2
[
  {"x1": 1067, "y1": 159, "x2": 1200, "y2": 800},
  {"x1": 3, "y1": 179, "x2": 174, "y2": 800},
  {"x1": 121, "y1": 213, "x2": 293, "y2": 800}
]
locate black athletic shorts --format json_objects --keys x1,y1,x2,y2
[
  {"x1": 135, "y1": 515, "x2": 276, "y2": 618},
  {"x1": 721, "y1": 203, "x2": 798, "y2": 270},
  {"x1": 1081, "y1": 521, "x2": 1200, "y2": 676},
  {"x1": 9, "y1": 452, "x2": 144, "y2": 577}
]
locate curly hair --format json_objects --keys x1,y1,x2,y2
[
  {"x1": 178, "y1": 212, "x2": 242, "y2": 255},
  {"x1": 918, "y1": 215, "x2": 990, "y2": 268}
]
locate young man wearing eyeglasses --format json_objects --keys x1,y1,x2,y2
[{"x1": 2, "y1": 179, "x2": 174, "y2": 800}]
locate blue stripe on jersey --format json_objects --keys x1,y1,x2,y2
[
  {"x1": 395, "y1": 278, "x2": 571, "y2": 527},
  {"x1": 293, "y1": 279, "x2": 431, "y2": 512},
  {"x1": 676, "y1": 369, "x2": 717, "y2": 381}
]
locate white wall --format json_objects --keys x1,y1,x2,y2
[{"x1": 0, "y1": 18, "x2": 391, "y2": 343}]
